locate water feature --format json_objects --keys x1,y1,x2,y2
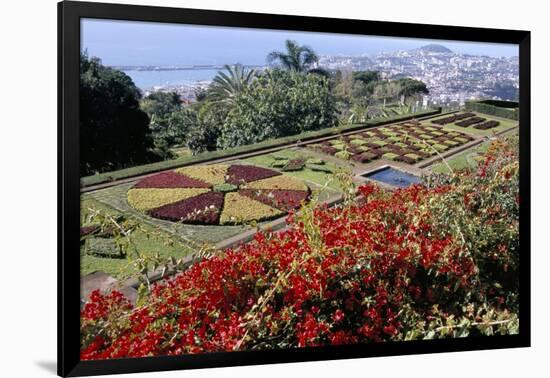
[{"x1": 362, "y1": 167, "x2": 421, "y2": 188}]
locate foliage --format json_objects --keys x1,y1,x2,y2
[
  {"x1": 464, "y1": 100, "x2": 519, "y2": 120},
  {"x1": 207, "y1": 64, "x2": 257, "y2": 105},
  {"x1": 186, "y1": 102, "x2": 225, "y2": 154},
  {"x1": 219, "y1": 70, "x2": 339, "y2": 148},
  {"x1": 80, "y1": 140, "x2": 519, "y2": 359},
  {"x1": 80, "y1": 52, "x2": 158, "y2": 175},
  {"x1": 219, "y1": 192, "x2": 283, "y2": 225},
  {"x1": 141, "y1": 91, "x2": 182, "y2": 119},
  {"x1": 267, "y1": 40, "x2": 321, "y2": 74}
]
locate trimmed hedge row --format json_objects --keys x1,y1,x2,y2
[
  {"x1": 464, "y1": 100, "x2": 518, "y2": 120},
  {"x1": 81, "y1": 109, "x2": 443, "y2": 188}
]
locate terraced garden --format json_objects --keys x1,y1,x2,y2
[
  {"x1": 80, "y1": 111, "x2": 518, "y2": 281},
  {"x1": 306, "y1": 119, "x2": 475, "y2": 164}
]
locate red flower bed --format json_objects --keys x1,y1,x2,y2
[
  {"x1": 134, "y1": 171, "x2": 211, "y2": 189},
  {"x1": 239, "y1": 189, "x2": 310, "y2": 211},
  {"x1": 455, "y1": 117, "x2": 486, "y2": 127},
  {"x1": 148, "y1": 192, "x2": 225, "y2": 224},
  {"x1": 226, "y1": 165, "x2": 281, "y2": 185},
  {"x1": 82, "y1": 144, "x2": 519, "y2": 359},
  {"x1": 474, "y1": 120, "x2": 500, "y2": 130}
]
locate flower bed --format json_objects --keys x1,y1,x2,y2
[
  {"x1": 431, "y1": 112, "x2": 476, "y2": 125},
  {"x1": 308, "y1": 121, "x2": 473, "y2": 165},
  {"x1": 81, "y1": 139, "x2": 519, "y2": 359},
  {"x1": 127, "y1": 164, "x2": 310, "y2": 225},
  {"x1": 474, "y1": 120, "x2": 500, "y2": 130},
  {"x1": 455, "y1": 116, "x2": 486, "y2": 127}
]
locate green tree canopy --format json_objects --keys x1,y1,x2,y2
[
  {"x1": 207, "y1": 64, "x2": 256, "y2": 105},
  {"x1": 395, "y1": 78, "x2": 429, "y2": 98},
  {"x1": 218, "y1": 70, "x2": 338, "y2": 148},
  {"x1": 140, "y1": 91, "x2": 182, "y2": 119},
  {"x1": 80, "y1": 52, "x2": 157, "y2": 175},
  {"x1": 267, "y1": 40, "x2": 325, "y2": 74}
]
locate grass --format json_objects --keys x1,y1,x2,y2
[
  {"x1": 238, "y1": 148, "x2": 343, "y2": 192},
  {"x1": 81, "y1": 109, "x2": 442, "y2": 187},
  {"x1": 80, "y1": 196, "x2": 200, "y2": 279},
  {"x1": 430, "y1": 141, "x2": 490, "y2": 174}
]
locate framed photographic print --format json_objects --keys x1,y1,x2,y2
[{"x1": 58, "y1": 1, "x2": 530, "y2": 376}]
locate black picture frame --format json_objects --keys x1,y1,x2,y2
[{"x1": 58, "y1": 1, "x2": 531, "y2": 376}]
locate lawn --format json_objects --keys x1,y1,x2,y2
[
  {"x1": 430, "y1": 130, "x2": 519, "y2": 173},
  {"x1": 423, "y1": 112, "x2": 518, "y2": 137},
  {"x1": 237, "y1": 148, "x2": 344, "y2": 193},
  {"x1": 430, "y1": 141, "x2": 489, "y2": 173},
  {"x1": 80, "y1": 196, "x2": 201, "y2": 279}
]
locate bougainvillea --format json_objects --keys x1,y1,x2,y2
[
  {"x1": 83, "y1": 139, "x2": 519, "y2": 359},
  {"x1": 128, "y1": 164, "x2": 310, "y2": 225}
]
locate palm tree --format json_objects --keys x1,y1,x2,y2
[
  {"x1": 267, "y1": 40, "x2": 326, "y2": 75},
  {"x1": 207, "y1": 64, "x2": 256, "y2": 105}
]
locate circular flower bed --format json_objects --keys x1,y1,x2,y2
[{"x1": 127, "y1": 164, "x2": 310, "y2": 225}]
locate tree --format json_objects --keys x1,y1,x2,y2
[
  {"x1": 218, "y1": 70, "x2": 338, "y2": 148},
  {"x1": 207, "y1": 64, "x2": 256, "y2": 105},
  {"x1": 395, "y1": 78, "x2": 429, "y2": 98},
  {"x1": 353, "y1": 70, "x2": 381, "y2": 86},
  {"x1": 140, "y1": 91, "x2": 182, "y2": 119},
  {"x1": 267, "y1": 40, "x2": 326, "y2": 75},
  {"x1": 186, "y1": 102, "x2": 226, "y2": 154},
  {"x1": 80, "y1": 52, "x2": 157, "y2": 175},
  {"x1": 149, "y1": 108, "x2": 197, "y2": 147}
]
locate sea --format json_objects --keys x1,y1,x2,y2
[{"x1": 123, "y1": 69, "x2": 220, "y2": 90}]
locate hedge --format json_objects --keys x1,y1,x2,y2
[
  {"x1": 464, "y1": 100, "x2": 519, "y2": 120},
  {"x1": 81, "y1": 108, "x2": 443, "y2": 188}
]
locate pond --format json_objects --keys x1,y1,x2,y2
[{"x1": 362, "y1": 167, "x2": 421, "y2": 188}]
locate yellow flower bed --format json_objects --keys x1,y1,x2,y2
[
  {"x1": 175, "y1": 165, "x2": 229, "y2": 185},
  {"x1": 244, "y1": 175, "x2": 308, "y2": 191},
  {"x1": 220, "y1": 192, "x2": 283, "y2": 225},
  {"x1": 127, "y1": 188, "x2": 210, "y2": 212}
]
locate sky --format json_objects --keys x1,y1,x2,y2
[{"x1": 81, "y1": 18, "x2": 519, "y2": 66}]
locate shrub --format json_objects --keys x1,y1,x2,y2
[
  {"x1": 382, "y1": 152, "x2": 398, "y2": 160},
  {"x1": 307, "y1": 164, "x2": 334, "y2": 173},
  {"x1": 219, "y1": 70, "x2": 339, "y2": 148},
  {"x1": 282, "y1": 159, "x2": 307, "y2": 172},
  {"x1": 334, "y1": 151, "x2": 351, "y2": 160},
  {"x1": 465, "y1": 100, "x2": 518, "y2": 120},
  {"x1": 305, "y1": 158, "x2": 325, "y2": 165}
]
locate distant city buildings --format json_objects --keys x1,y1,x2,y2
[
  {"x1": 119, "y1": 44, "x2": 519, "y2": 107},
  {"x1": 317, "y1": 44, "x2": 519, "y2": 107}
]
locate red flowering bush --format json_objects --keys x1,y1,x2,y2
[{"x1": 81, "y1": 139, "x2": 519, "y2": 360}]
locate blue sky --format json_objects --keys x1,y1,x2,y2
[{"x1": 81, "y1": 18, "x2": 519, "y2": 66}]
